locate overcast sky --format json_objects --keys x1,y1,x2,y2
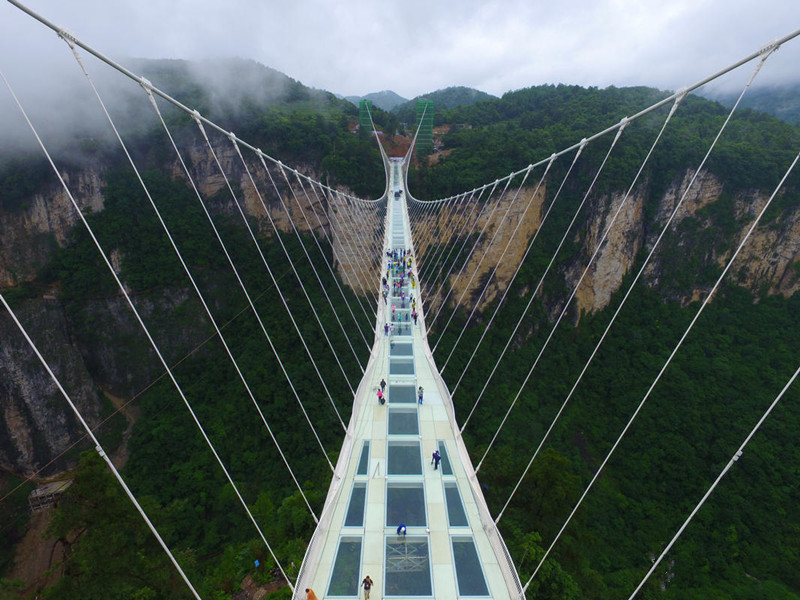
[{"x1": 1, "y1": 0, "x2": 799, "y2": 102}]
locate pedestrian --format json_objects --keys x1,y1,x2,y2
[
  {"x1": 361, "y1": 576, "x2": 374, "y2": 600},
  {"x1": 384, "y1": 323, "x2": 389, "y2": 336},
  {"x1": 432, "y1": 449, "x2": 441, "y2": 470},
  {"x1": 377, "y1": 389, "x2": 384, "y2": 404},
  {"x1": 418, "y1": 386, "x2": 424, "y2": 404},
  {"x1": 397, "y1": 523, "x2": 406, "y2": 538},
  {"x1": 306, "y1": 589, "x2": 318, "y2": 600},
  {"x1": 380, "y1": 378, "x2": 386, "y2": 392},
  {"x1": 390, "y1": 323, "x2": 395, "y2": 336},
  {"x1": 412, "y1": 310, "x2": 418, "y2": 325}
]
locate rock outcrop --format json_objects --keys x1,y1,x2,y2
[{"x1": 1, "y1": 150, "x2": 798, "y2": 477}]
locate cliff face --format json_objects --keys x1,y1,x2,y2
[
  {"x1": 415, "y1": 169, "x2": 800, "y2": 321},
  {"x1": 422, "y1": 183, "x2": 546, "y2": 316},
  {"x1": 0, "y1": 144, "x2": 378, "y2": 477},
  {"x1": 0, "y1": 168, "x2": 106, "y2": 288},
  {"x1": 1, "y1": 153, "x2": 798, "y2": 476},
  {"x1": 0, "y1": 300, "x2": 101, "y2": 476}
]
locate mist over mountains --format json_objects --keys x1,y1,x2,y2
[{"x1": 2, "y1": 54, "x2": 800, "y2": 600}]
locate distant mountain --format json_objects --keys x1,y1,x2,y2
[
  {"x1": 412, "y1": 86, "x2": 496, "y2": 110},
  {"x1": 344, "y1": 90, "x2": 408, "y2": 112},
  {"x1": 130, "y1": 57, "x2": 350, "y2": 119},
  {"x1": 700, "y1": 82, "x2": 800, "y2": 125},
  {"x1": 392, "y1": 86, "x2": 497, "y2": 124}
]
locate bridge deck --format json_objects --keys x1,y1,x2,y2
[{"x1": 295, "y1": 158, "x2": 522, "y2": 600}]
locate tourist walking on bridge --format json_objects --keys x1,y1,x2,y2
[{"x1": 361, "y1": 576, "x2": 374, "y2": 600}]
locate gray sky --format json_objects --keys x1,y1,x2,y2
[{"x1": 1, "y1": 0, "x2": 799, "y2": 102}]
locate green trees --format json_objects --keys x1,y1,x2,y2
[
  {"x1": 433, "y1": 278, "x2": 800, "y2": 600},
  {"x1": 44, "y1": 453, "x2": 194, "y2": 600}
]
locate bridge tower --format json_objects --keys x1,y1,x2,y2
[
  {"x1": 414, "y1": 101, "x2": 434, "y2": 156},
  {"x1": 359, "y1": 100, "x2": 374, "y2": 132}
]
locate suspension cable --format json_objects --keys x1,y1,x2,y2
[
  {"x1": 428, "y1": 179, "x2": 506, "y2": 334},
  {"x1": 628, "y1": 357, "x2": 800, "y2": 599},
  {"x1": 439, "y1": 158, "x2": 549, "y2": 372},
  {"x1": 522, "y1": 50, "x2": 783, "y2": 591},
  {"x1": 461, "y1": 142, "x2": 588, "y2": 435},
  {"x1": 421, "y1": 188, "x2": 490, "y2": 323},
  {"x1": 0, "y1": 293, "x2": 203, "y2": 599},
  {"x1": 191, "y1": 115, "x2": 351, "y2": 421},
  {"x1": 0, "y1": 68, "x2": 297, "y2": 589},
  {"x1": 418, "y1": 190, "x2": 483, "y2": 295},
  {"x1": 416, "y1": 195, "x2": 463, "y2": 279},
  {"x1": 276, "y1": 160, "x2": 371, "y2": 353},
  {"x1": 254, "y1": 151, "x2": 366, "y2": 372},
  {"x1": 493, "y1": 93, "x2": 685, "y2": 522},
  {"x1": 66, "y1": 42, "x2": 324, "y2": 512},
  {"x1": 292, "y1": 172, "x2": 376, "y2": 333},
  {"x1": 142, "y1": 85, "x2": 346, "y2": 448},
  {"x1": 450, "y1": 156, "x2": 555, "y2": 396}
]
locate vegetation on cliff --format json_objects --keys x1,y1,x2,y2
[
  {"x1": 2, "y1": 76, "x2": 800, "y2": 599},
  {"x1": 407, "y1": 84, "x2": 800, "y2": 201}
]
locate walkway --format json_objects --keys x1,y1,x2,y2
[{"x1": 294, "y1": 158, "x2": 523, "y2": 600}]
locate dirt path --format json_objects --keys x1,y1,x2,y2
[
  {"x1": 101, "y1": 388, "x2": 140, "y2": 470},
  {"x1": 8, "y1": 509, "x2": 64, "y2": 598}
]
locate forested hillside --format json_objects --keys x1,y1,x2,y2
[
  {"x1": 413, "y1": 84, "x2": 800, "y2": 599},
  {"x1": 1, "y1": 69, "x2": 799, "y2": 600}
]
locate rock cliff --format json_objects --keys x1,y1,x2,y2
[
  {"x1": 416, "y1": 169, "x2": 799, "y2": 323},
  {"x1": 1, "y1": 152, "x2": 798, "y2": 477}
]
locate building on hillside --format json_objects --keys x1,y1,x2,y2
[{"x1": 28, "y1": 480, "x2": 72, "y2": 512}]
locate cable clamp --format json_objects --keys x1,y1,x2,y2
[
  {"x1": 228, "y1": 132, "x2": 237, "y2": 143},
  {"x1": 139, "y1": 77, "x2": 152, "y2": 91},
  {"x1": 191, "y1": 109, "x2": 202, "y2": 123},
  {"x1": 759, "y1": 39, "x2": 780, "y2": 56},
  {"x1": 57, "y1": 28, "x2": 77, "y2": 45},
  {"x1": 733, "y1": 450, "x2": 743, "y2": 462},
  {"x1": 95, "y1": 446, "x2": 106, "y2": 457}
]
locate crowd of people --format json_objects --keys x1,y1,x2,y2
[{"x1": 381, "y1": 248, "x2": 419, "y2": 337}]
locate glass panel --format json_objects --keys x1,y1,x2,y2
[
  {"x1": 444, "y1": 483, "x2": 468, "y2": 527},
  {"x1": 388, "y1": 441, "x2": 422, "y2": 475},
  {"x1": 357, "y1": 441, "x2": 370, "y2": 475},
  {"x1": 345, "y1": 483, "x2": 367, "y2": 527},
  {"x1": 437, "y1": 441, "x2": 453, "y2": 475},
  {"x1": 385, "y1": 536, "x2": 432, "y2": 596},
  {"x1": 327, "y1": 537, "x2": 362, "y2": 596},
  {"x1": 451, "y1": 537, "x2": 489, "y2": 596},
  {"x1": 389, "y1": 342, "x2": 413, "y2": 357},
  {"x1": 394, "y1": 323, "x2": 413, "y2": 336},
  {"x1": 388, "y1": 408, "x2": 418, "y2": 435},
  {"x1": 389, "y1": 358, "x2": 415, "y2": 376},
  {"x1": 386, "y1": 483, "x2": 426, "y2": 526},
  {"x1": 388, "y1": 384, "x2": 416, "y2": 403}
]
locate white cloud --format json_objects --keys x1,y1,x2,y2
[{"x1": 1, "y1": 0, "x2": 799, "y2": 106}]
